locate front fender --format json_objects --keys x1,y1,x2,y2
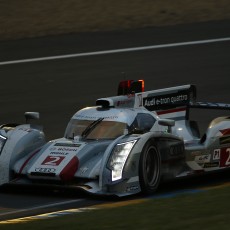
[
  {"x1": 99, "y1": 131, "x2": 184, "y2": 195},
  {"x1": 0, "y1": 125, "x2": 46, "y2": 185}
]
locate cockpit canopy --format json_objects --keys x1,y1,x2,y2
[
  {"x1": 64, "y1": 107, "x2": 156, "y2": 140},
  {"x1": 65, "y1": 119, "x2": 127, "y2": 140}
]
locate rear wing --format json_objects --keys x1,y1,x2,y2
[
  {"x1": 96, "y1": 80, "x2": 230, "y2": 120},
  {"x1": 136, "y1": 84, "x2": 196, "y2": 120},
  {"x1": 139, "y1": 84, "x2": 196, "y2": 110},
  {"x1": 190, "y1": 101, "x2": 230, "y2": 110},
  {"x1": 140, "y1": 85, "x2": 230, "y2": 120}
]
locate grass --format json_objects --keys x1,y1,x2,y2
[
  {"x1": 1, "y1": 185, "x2": 230, "y2": 229},
  {"x1": 0, "y1": 0, "x2": 230, "y2": 40}
]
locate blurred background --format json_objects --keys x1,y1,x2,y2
[
  {"x1": 0, "y1": 0, "x2": 229, "y2": 140},
  {"x1": 0, "y1": 0, "x2": 230, "y2": 40}
]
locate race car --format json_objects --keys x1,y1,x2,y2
[{"x1": 0, "y1": 80, "x2": 230, "y2": 197}]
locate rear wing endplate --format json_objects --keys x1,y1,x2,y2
[{"x1": 140, "y1": 84, "x2": 196, "y2": 111}]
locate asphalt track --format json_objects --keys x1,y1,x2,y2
[{"x1": 0, "y1": 20, "x2": 230, "y2": 221}]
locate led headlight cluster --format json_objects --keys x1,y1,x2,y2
[
  {"x1": 0, "y1": 134, "x2": 7, "y2": 154},
  {"x1": 108, "y1": 140, "x2": 137, "y2": 181}
]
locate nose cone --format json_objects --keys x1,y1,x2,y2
[{"x1": 27, "y1": 140, "x2": 84, "y2": 181}]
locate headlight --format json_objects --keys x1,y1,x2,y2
[
  {"x1": 108, "y1": 140, "x2": 137, "y2": 181},
  {"x1": 0, "y1": 134, "x2": 7, "y2": 154}
]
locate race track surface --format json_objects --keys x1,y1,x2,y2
[{"x1": 0, "y1": 20, "x2": 230, "y2": 220}]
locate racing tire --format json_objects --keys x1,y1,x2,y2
[{"x1": 139, "y1": 141, "x2": 161, "y2": 195}]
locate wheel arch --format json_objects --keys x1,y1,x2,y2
[
  {"x1": 138, "y1": 137, "x2": 161, "y2": 194},
  {"x1": 135, "y1": 132, "x2": 184, "y2": 194}
]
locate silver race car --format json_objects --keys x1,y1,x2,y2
[{"x1": 0, "y1": 80, "x2": 230, "y2": 196}]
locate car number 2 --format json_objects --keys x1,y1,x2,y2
[
  {"x1": 220, "y1": 148, "x2": 230, "y2": 167},
  {"x1": 41, "y1": 156, "x2": 65, "y2": 166}
]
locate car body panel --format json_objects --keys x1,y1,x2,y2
[{"x1": 0, "y1": 83, "x2": 230, "y2": 196}]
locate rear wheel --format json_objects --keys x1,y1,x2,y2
[{"x1": 139, "y1": 141, "x2": 161, "y2": 194}]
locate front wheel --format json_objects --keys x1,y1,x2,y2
[{"x1": 139, "y1": 141, "x2": 161, "y2": 194}]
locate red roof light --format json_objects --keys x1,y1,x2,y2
[{"x1": 117, "y1": 79, "x2": 145, "y2": 95}]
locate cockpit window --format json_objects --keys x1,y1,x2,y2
[
  {"x1": 129, "y1": 113, "x2": 156, "y2": 133},
  {"x1": 65, "y1": 119, "x2": 127, "y2": 140}
]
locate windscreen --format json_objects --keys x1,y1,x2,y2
[{"x1": 65, "y1": 119, "x2": 127, "y2": 140}]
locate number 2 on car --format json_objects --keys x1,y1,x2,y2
[
  {"x1": 220, "y1": 148, "x2": 230, "y2": 167},
  {"x1": 41, "y1": 156, "x2": 65, "y2": 166}
]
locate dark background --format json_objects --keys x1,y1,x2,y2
[{"x1": 0, "y1": 20, "x2": 230, "y2": 140}]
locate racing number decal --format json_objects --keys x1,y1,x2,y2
[
  {"x1": 226, "y1": 148, "x2": 230, "y2": 166},
  {"x1": 41, "y1": 156, "x2": 65, "y2": 166},
  {"x1": 220, "y1": 148, "x2": 230, "y2": 167}
]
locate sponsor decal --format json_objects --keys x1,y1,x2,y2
[
  {"x1": 75, "y1": 115, "x2": 118, "y2": 120},
  {"x1": 35, "y1": 168, "x2": 56, "y2": 173},
  {"x1": 213, "y1": 149, "x2": 221, "y2": 160},
  {"x1": 41, "y1": 156, "x2": 65, "y2": 166},
  {"x1": 143, "y1": 91, "x2": 190, "y2": 110},
  {"x1": 220, "y1": 147, "x2": 230, "y2": 167},
  {"x1": 195, "y1": 154, "x2": 211, "y2": 164},
  {"x1": 80, "y1": 167, "x2": 89, "y2": 175},
  {"x1": 57, "y1": 147, "x2": 78, "y2": 152},
  {"x1": 54, "y1": 143, "x2": 81, "y2": 147},
  {"x1": 50, "y1": 151, "x2": 68, "y2": 155},
  {"x1": 204, "y1": 162, "x2": 219, "y2": 168}
]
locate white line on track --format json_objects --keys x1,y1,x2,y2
[
  {"x1": 0, "y1": 199, "x2": 85, "y2": 216},
  {"x1": 0, "y1": 37, "x2": 230, "y2": 66}
]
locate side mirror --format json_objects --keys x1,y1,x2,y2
[
  {"x1": 24, "y1": 112, "x2": 40, "y2": 123},
  {"x1": 130, "y1": 127, "x2": 145, "y2": 134},
  {"x1": 158, "y1": 119, "x2": 175, "y2": 133}
]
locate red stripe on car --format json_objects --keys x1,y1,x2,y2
[
  {"x1": 60, "y1": 156, "x2": 79, "y2": 181},
  {"x1": 19, "y1": 148, "x2": 41, "y2": 174},
  {"x1": 220, "y1": 128, "x2": 230, "y2": 136},
  {"x1": 157, "y1": 107, "x2": 186, "y2": 115}
]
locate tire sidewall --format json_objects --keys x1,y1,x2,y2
[{"x1": 139, "y1": 140, "x2": 161, "y2": 194}]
